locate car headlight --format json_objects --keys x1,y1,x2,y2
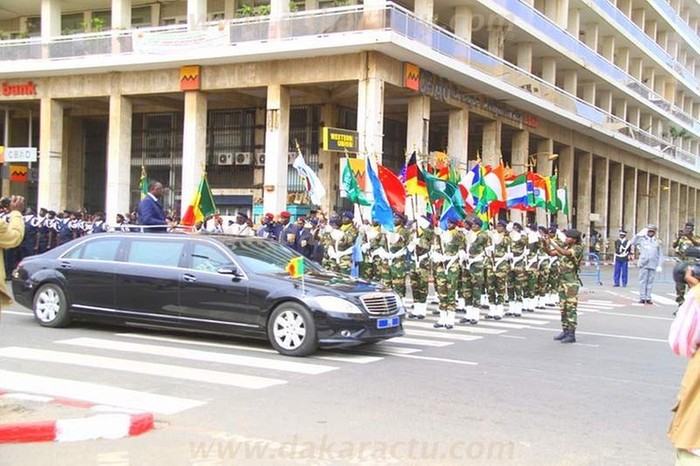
[{"x1": 314, "y1": 296, "x2": 364, "y2": 314}]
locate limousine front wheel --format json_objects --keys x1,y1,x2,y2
[
  {"x1": 33, "y1": 283, "x2": 71, "y2": 328},
  {"x1": 268, "y1": 303, "x2": 318, "y2": 357}
]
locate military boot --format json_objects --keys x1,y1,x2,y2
[
  {"x1": 553, "y1": 329, "x2": 569, "y2": 341},
  {"x1": 560, "y1": 329, "x2": 576, "y2": 343}
]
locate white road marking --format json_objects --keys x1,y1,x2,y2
[
  {"x1": 388, "y1": 354, "x2": 478, "y2": 365},
  {"x1": 0, "y1": 370, "x2": 204, "y2": 414},
  {"x1": 58, "y1": 337, "x2": 336, "y2": 375},
  {"x1": 474, "y1": 321, "x2": 528, "y2": 329},
  {"x1": 404, "y1": 329, "x2": 482, "y2": 341},
  {"x1": 499, "y1": 335, "x2": 526, "y2": 339},
  {"x1": 1, "y1": 310, "x2": 31, "y2": 316},
  {"x1": 524, "y1": 327, "x2": 667, "y2": 343},
  {"x1": 501, "y1": 317, "x2": 549, "y2": 325},
  {"x1": 0, "y1": 347, "x2": 286, "y2": 390},
  {"x1": 383, "y1": 336, "x2": 453, "y2": 347},
  {"x1": 650, "y1": 293, "x2": 678, "y2": 305},
  {"x1": 579, "y1": 310, "x2": 674, "y2": 320},
  {"x1": 404, "y1": 321, "x2": 505, "y2": 335}
]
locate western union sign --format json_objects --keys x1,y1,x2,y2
[{"x1": 322, "y1": 127, "x2": 359, "y2": 153}]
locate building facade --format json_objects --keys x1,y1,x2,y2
[{"x1": 0, "y1": 0, "x2": 698, "y2": 252}]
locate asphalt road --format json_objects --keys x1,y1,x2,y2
[{"x1": 0, "y1": 264, "x2": 689, "y2": 465}]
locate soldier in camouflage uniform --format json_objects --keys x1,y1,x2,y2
[
  {"x1": 360, "y1": 220, "x2": 385, "y2": 282},
  {"x1": 486, "y1": 220, "x2": 512, "y2": 320},
  {"x1": 335, "y1": 211, "x2": 358, "y2": 275},
  {"x1": 545, "y1": 226, "x2": 564, "y2": 307},
  {"x1": 505, "y1": 222, "x2": 528, "y2": 317},
  {"x1": 522, "y1": 223, "x2": 540, "y2": 312},
  {"x1": 544, "y1": 228, "x2": 584, "y2": 343},
  {"x1": 672, "y1": 222, "x2": 700, "y2": 305},
  {"x1": 535, "y1": 225, "x2": 550, "y2": 309},
  {"x1": 408, "y1": 215, "x2": 434, "y2": 319},
  {"x1": 459, "y1": 218, "x2": 488, "y2": 325},
  {"x1": 321, "y1": 216, "x2": 340, "y2": 272},
  {"x1": 432, "y1": 217, "x2": 464, "y2": 329},
  {"x1": 379, "y1": 213, "x2": 411, "y2": 302}
]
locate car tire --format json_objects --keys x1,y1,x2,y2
[
  {"x1": 32, "y1": 283, "x2": 71, "y2": 328},
  {"x1": 267, "y1": 302, "x2": 318, "y2": 357}
]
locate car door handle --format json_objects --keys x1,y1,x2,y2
[
  {"x1": 59, "y1": 262, "x2": 73, "y2": 270},
  {"x1": 182, "y1": 274, "x2": 197, "y2": 283}
]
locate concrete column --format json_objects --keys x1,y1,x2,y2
[
  {"x1": 660, "y1": 179, "x2": 671, "y2": 248},
  {"x1": 306, "y1": 0, "x2": 319, "y2": 10},
  {"x1": 536, "y1": 139, "x2": 553, "y2": 226},
  {"x1": 270, "y1": 0, "x2": 290, "y2": 17},
  {"x1": 225, "y1": 0, "x2": 236, "y2": 18},
  {"x1": 180, "y1": 91, "x2": 208, "y2": 219},
  {"x1": 581, "y1": 82, "x2": 596, "y2": 104},
  {"x1": 615, "y1": 47, "x2": 630, "y2": 72},
  {"x1": 563, "y1": 70, "x2": 577, "y2": 95},
  {"x1": 567, "y1": 8, "x2": 580, "y2": 37},
  {"x1": 680, "y1": 184, "x2": 689, "y2": 227},
  {"x1": 517, "y1": 43, "x2": 533, "y2": 73},
  {"x1": 622, "y1": 166, "x2": 637, "y2": 234},
  {"x1": 318, "y1": 104, "x2": 335, "y2": 215},
  {"x1": 628, "y1": 106, "x2": 641, "y2": 127},
  {"x1": 406, "y1": 96, "x2": 430, "y2": 158},
  {"x1": 556, "y1": 0, "x2": 569, "y2": 28},
  {"x1": 645, "y1": 20, "x2": 658, "y2": 42},
  {"x1": 629, "y1": 57, "x2": 643, "y2": 80},
  {"x1": 608, "y1": 161, "x2": 624, "y2": 232},
  {"x1": 509, "y1": 131, "x2": 529, "y2": 221},
  {"x1": 106, "y1": 95, "x2": 132, "y2": 224},
  {"x1": 448, "y1": 109, "x2": 468, "y2": 169},
  {"x1": 414, "y1": 0, "x2": 434, "y2": 22},
  {"x1": 263, "y1": 85, "x2": 290, "y2": 214},
  {"x1": 488, "y1": 26, "x2": 506, "y2": 58},
  {"x1": 640, "y1": 113, "x2": 652, "y2": 132},
  {"x1": 41, "y1": 0, "x2": 61, "y2": 39},
  {"x1": 618, "y1": 0, "x2": 632, "y2": 17},
  {"x1": 631, "y1": 8, "x2": 646, "y2": 30},
  {"x1": 38, "y1": 98, "x2": 64, "y2": 211},
  {"x1": 357, "y1": 56, "x2": 384, "y2": 162},
  {"x1": 557, "y1": 146, "x2": 574, "y2": 227},
  {"x1": 635, "y1": 170, "x2": 649, "y2": 229},
  {"x1": 670, "y1": 181, "x2": 680, "y2": 242},
  {"x1": 454, "y1": 6, "x2": 473, "y2": 42},
  {"x1": 581, "y1": 22, "x2": 599, "y2": 51},
  {"x1": 648, "y1": 174, "x2": 660, "y2": 230},
  {"x1": 601, "y1": 36, "x2": 615, "y2": 62},
  {"x1": 541, "y1": 57, "x2": 557, "y2": 85},
  {"x1": 544, "y1": 0, "x2": 557, "y2": 22},
  {"x1": 613, "y1": 99, "x2": 627, "y2": 120},
  {"x1": 187, "y1": 0, "x2": 207, "y2": 27},
  {"x1": 599, "y1": 90, "x2": 613, "y2": 114},
  {"x1": 64, "y1": 118, "x2": 83, "y2": 210},
  {"x1": 576, "y1": 152, "x2": 593, "y2": 240},
  {"x1": 593, "y1": 156, "x2": 609, "y2": 237},
  {"x1": 112, "y1": 0, "x2": 131, "y2": 29},
  {"x1": 482, "y1": 120, "x2": 502, "y2": 167}
]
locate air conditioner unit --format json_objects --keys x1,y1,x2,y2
[
  {"x1": 254, "y1": 152, "x2": 266, "y2": 166},
  {"x1": 217, "y1": 152, "x2": 234, "y2": 165},
  {"x1": 235, "y1": 152, "x2": 252, "y2": 165},
  {"x1": 288, "y1": 151, "x2": 298, "y2": 165}
]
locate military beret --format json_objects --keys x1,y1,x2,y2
[
  {"x1": 342, "y1": 211, "x2": 354, "y2": 220},
  {"x1": 280, "y1": 211, "x2": 291, "y2": 219},
  {"x1": 472, "y1": 218, "x2": 483, "y2": 227},
  {"x1": 564, "y1": 229, "x2": 582, "y2": 240}
]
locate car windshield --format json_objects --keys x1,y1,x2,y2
[{"x1": 223, "y1": 238, "x2": 320, "y2": 275}]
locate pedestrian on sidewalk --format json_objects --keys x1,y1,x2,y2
[
  {"x1": 0, "y1": 195, "x2": 26, "y2": 322},
  {"x1": 633, "y1": 224, "x2": 662, "y2": 305},
  {"x1": 613, "y1": 229, "x2": 631, "y2": 287}
]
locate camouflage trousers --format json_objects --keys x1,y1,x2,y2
[
  {"x1": 337, "y1": 253, "x2": 353, "y2": 276},
  {"x1": 524, "y1": 262, "x2": 539, "y2": 299},
  {"x1": 322, "y1": 257, "x2": 339, "y2": 273},
  {"x1": 507, "y1": 264, "x2": 527, "y2": 302},
  {"x1": 461, "y1": 263, "x2": 485, "y2": 307},
  {"x1": 558, "y1": 277, "x2": 579, "y2": 330},
  {"x1": 536, "y1": 262, "x2": 550, "y2": 296},
  {"x1": 360, "y1": 257, "x2": 382, "y2": 282},
  {"x1": 435, "y1": 261, "x2": 460, "y2": 312},
  {"x1": 487, "y1": 261, "x2": 510, "y2": 305},
  {"x1": 548, "y1": 263, "x2": 560, "y2": 294},
  {"x1": 379, "y1": 259, "x2": 407, "y2": 297},
  {"x1": 676, "y1": 282, "x2": 687, "y2": 305},
  {"x1": 409, "y1": 258, "x2": 431, "y2": 303}
]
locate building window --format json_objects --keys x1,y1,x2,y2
[
  {"x1": 288, "y1": 105, "x2": 320, "y2": 194},
  {"x1": 25, "y1": 16, "x2": 41, "y2": 36},
  {"x1": 92, "y1": 10, "x2": 112, "y2": 30},
  {"x1": 206, "y1": 109, "x2": 257, "y2": 189},
  {"x1": 61, "y1": 13, "x2": 84, "y2": 35},
  {"x1": 132, "y1": 6, "x2": 153, "y2": 28}
]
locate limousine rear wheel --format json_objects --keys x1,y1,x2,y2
[
  {"x1": 33, "y1": 283, "x2": 71, "y2": 328},
  {"x1": 268, "y1": 303, "x2": 318, "y2": 357}
]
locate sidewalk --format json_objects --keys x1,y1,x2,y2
[{"x1": 0, "y1": 391, "x2": 153, "y2": 443}]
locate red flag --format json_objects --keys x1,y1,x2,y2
[{"x1": 378, "y1": 164, "x2": 407, "y2": 214}]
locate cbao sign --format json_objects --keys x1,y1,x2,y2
[
  {"x1": 322, "y1": 127, "x2": 359, "y2": 153},
  {"x1": 0, "y1": 147, "x2": 38, "y2": 163}
]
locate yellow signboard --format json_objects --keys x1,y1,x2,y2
[{"x1": 322, "y1": 127, "x2": 359, "y2": 153}]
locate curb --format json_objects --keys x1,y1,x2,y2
[{"x1": 0, "y1": 391, "x2": 154, "y2": 443}]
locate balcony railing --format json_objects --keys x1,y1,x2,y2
[
  {"x1": 652, "y1": 0, "x2": 700, "y2": 60},
  {"x1": 0, "y1": 3, "x2": 696, "y2": 171}
]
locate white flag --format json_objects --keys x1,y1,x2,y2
[{"x1": 292, "y1": 152, "x2": 326, "y2": 206}]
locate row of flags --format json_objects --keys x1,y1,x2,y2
[{"x1": 340, "y1": 152, "x2": 570, "y2": 231}]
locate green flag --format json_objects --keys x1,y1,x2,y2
[
  {"x1": 546, "y1": 174, "x2": 558, "y2": 213},
  {"x1": 424, "y1": 171, "x2": 466, "y2": 219},
  {"x1": 556, "y1": 187, "x2": 569, "y2": 216},
  {"x1": 342, "y1": 158, "x2": 371, "y2": 206}
]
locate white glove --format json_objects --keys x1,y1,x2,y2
[
  {"x1": 440, "y1": 231, "x2": 452, "y2": 244},
  {"x1": 361, "y1": 243, "x2": 370, "y2": 253},
  {"x1": 431, "y1": 252, "x2": 444, "y2": 263},
  {"x1": 366, "y1": 228, "x2": 379, "y2": 241},
  {"x1": 504, "y1": 252, "x2": 513, "y2": 260},
  {"x1": 407, "y1": 242, "x2": 416, "y2": 253},
  {"x1": 458, "y1": 250, "x2": 468, "y2": 261},
  {"x1": 330, "y1": 229, "x2": 345, "y2": 241},
  {"x1": 557, "y1": 230, "x2": 566, "y2": 242},
  {"x1": 417, "y1": 217, "x2": 431, "y2": 230},
  {"x1": 324, "y1": 225, "x2": 333, "y2": 234},
  {"x1": 485, "y1": 246, "x2": 494, "y2": 254},
  {"x1": 434, "y1": 227, "x2": 443, "y2": 235}
]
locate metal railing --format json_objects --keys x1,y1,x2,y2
[{"x1": 0, "y1": 3, "x2": 696, "y2": 171}]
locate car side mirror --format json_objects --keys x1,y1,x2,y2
[{"x1": 217, "y1": 265, "x2": 242, "y2": 277}]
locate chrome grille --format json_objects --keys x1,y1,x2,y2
[{"x1": 359, "y1": 293, "x2": 399, "y2": 315}]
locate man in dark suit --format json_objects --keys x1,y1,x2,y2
[{"x1": 137, "y1": 180, "x2": 167, "y2": 232}]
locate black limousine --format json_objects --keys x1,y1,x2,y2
[{"x1": 11, "y1": 233, "x2": 404, "y2": 356}]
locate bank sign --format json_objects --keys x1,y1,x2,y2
[{"x1": 0, "y1": 147, "x2": 38, "y2": 163}]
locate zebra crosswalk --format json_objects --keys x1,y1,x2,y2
[{"x1": 0, "y1": 299, "x2": 622, "y2": 414}]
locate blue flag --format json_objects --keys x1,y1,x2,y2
[{"x1": 366, "y1": 158, "x2": 394, "y2": 232}]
